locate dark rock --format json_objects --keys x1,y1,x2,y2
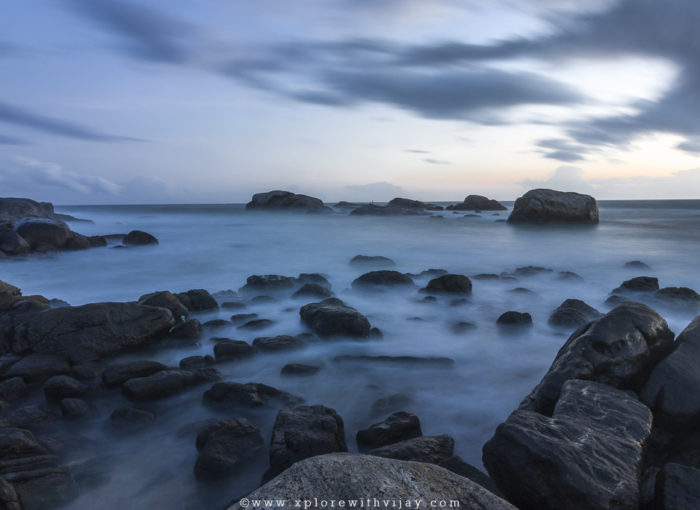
[
  {"x1": 168, "y1": 319, "x2": 202, "y2": 340},
  {"x1": 496, "y1": 311, "x2": 532, "y2": 326},
  {"x1": 451, "y1": 321, "x2": 477, "y2": 334},
  {"x1": 230, "y1": 313, "x2": 258, "y2": 324},
  {"x1": 370, "y1": 435, "x2": 454, "y2": 465},
  {"x1": 10, "y1": 466, "x2": 79, "y2": 510},
  {"x1": 202, "y1": 319, "x2": 231, "y2": 330},
  {"x1": 251, "y1": 295, "x2": 276, "y2": 304},
  {"x1": 0, "y1": 227, "x2": 30, "y2": 255},
  {"x1": 194, "y1": 418, "x2": 265, "y2": 480},
  {"x1": 447, "y1": 195, "x2": 506, "y2": 211},
  {"x1": 122, "y1": 230, "x2": 158, "y2": 246},
  {"x1": 60, "y1": 398, "x2": 89, "y2": 418},
  {"x1": 641, "y1": 316, "x2": 700, "y2": 430},
  {"x1": 514, "y1": 266, "x2": 552, "y2": 276},
  {"x1": 237, "y1": 318, "x2": 274, "y2": 331},
  {"x1": 13, "y1": 217, "x2": 72, "y2": 250},
  {"x1": 370, "y1": 393, "x2": 413, "y2": 417},
  {"x1": 245, "y1": 190, "x2": 330, "y2": 212},
  {"x1": 234, "y1": 454, "x2": 517, "y2": 510},
  {"x1": 653, "y1": 463, "x2": 700, "y2": 510},
  {"x1": 625, "y1": 260, "x2": 650, "y2": 269},
  {"x1": 3, "y1": 354, "x2": 70, "y2": 382},
  {"x1": 520, "y1": 302, "x2": 674, "y2": 415},
  {"x1": 70, "y1": 361, "x2": 104, "y2": 380},
  {"x1": 334, "y1": 355, "x2": 454, "y2": 368},
  {"x1": 473, "y1": 273, "x2": 500, "y2": 280},
  {"x1": 548, "y1": 299, "x2": 602, "y2": 328},
  {"x1": 614, "y1": 276, "x2": 659, "y2": 293},
  {"x1": 179, "y1": 355, "x2": 215, "y2": 370},
  {"x1": 0, "y1": 476, "x2": 21, "y2": 510},
  {"x1": 510, "y1": 287, "x2": 535, "y2": 295},
  {"x1": 281, "y1": 363, "x2": 322, "y2": 377},
  {"x1": 299, "y1": 298, "x2": 371, "y2": 338},
  {"x1": 122, "y1": 369, "x2": 208, "y2": 401},
  {"x1": 351, "y1": 204, "x2": 425, "y2": 216},
  {"x1": 438, "y1": 455, "x2": 501, "y2": 496},
  {"x1": 656, "y1": 287, "x2": 700, "y2": 304},
  {"x1": 0, "y1": 405, "x2": 57, "y2": 429},
  {"x1": 349, "y1": 255, "x2": 396, "y2": 268},
  {"x1": 0, "y1": 427, "x2": 47, "y2": 457},
  {"x1": 266, "y1": 405, "x2": 347, "y2": 480},
  {"x1": 252, "y1": 335, "x2": 305, "y2": 352},
  {"x1": 138, "y1": 291, "x2": 189, "y2": 320},
  {"x1": 557, "y1": 271, "x2": 583, "y2": 281},
  {"x1": 387, "y1": 197, "x2": 432, "y2": 209},
  {"x1": 203, "y1": 382, "x2": 302, "y2": 409},
  {"x1": 239, "y1": 275, "x2": 296, "y2": 294},
  {"x1": 213, "y1": 339, "x2": 256, "y2": 361},
  {"x1": 221, "y1": 301, "x2": 246, "y2": 310},
  {"x1": 352, "y1": 270, "x2": 414, "y2": 290},
  {"x1": 370, "y1": 327, "x2": 384, "y2": 339},
  {"x1": 605, "y1": 294, "x2": 630, "y2": 307},
  {"x1": 484, "y1": 380, "x2": 652, "y2": 510},
  {"x1": 292, "y1": 283, "x2": 332, "y2": 299},
  {"x1": 423, "y1": 274, "x2": 472, "y2": 294},
  {"x1": 0, "y1": 198, "x2": 53, "y2": 224},
  {"x1": 176, "y1": 289, "x2": 218, "y2": 311},
  {"x1": 357, "y1": 411, "x2": 422, "y2": 448},
  {"x1": 102, "y1": 360, "x2": 168, "y2": 387},
  {"x1": 297, "y1": 273, "x2": 331, "y2": 289},
  {"x1": 0, "y1": 378, "x2": 27, "y2": 401},
  {"x1": 507, "y1": 188, "x2": 599, "y2": 224},
  {"x1": 43, "y1": 375, "x2": 89, "y2": 402},
  {"x1": 88, "y1": 235, "x2": 107, "y2": 247},
  {"x1": 110, "y1": 406, "x2": 155, "y2": 430}
]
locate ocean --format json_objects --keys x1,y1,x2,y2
[{"x1": 3, "y1": 200, "x2": 700, "y2": 509}]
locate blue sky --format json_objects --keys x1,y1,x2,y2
[{"x1": 1, "y1": 0, "x2": 700, "y2": 204}]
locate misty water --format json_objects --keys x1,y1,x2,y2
[{"x1": 4, "y1": 201, "x2": 700, "y2": 509}]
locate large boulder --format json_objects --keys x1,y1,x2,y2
[
  {"x1": 299, "y1": 298, "x2": 371, "y2": 338},
  {"x1": 266, "y1": 405, "x2": 348, "y2": 480},
  {"x1": 239, "y1": 275, "x2": 296, "y2": 294},
  {"x1": 614, "y1": 276, "x2": 659, "y2": 293},
  {"x1": 520, "y1": 302, "x2": 674, "y2": 415},
  {"x1": 349, "y1": 255, "x2": 396, "y2": 268},
  {"x1": 352, "y1": 270, "x2": 414, "y2": 290},
  {"x1": 13, "y1": 217, "x2": 72, "y2": 250},
  {"x1": 483, "y1": 380, "x2": 652, "y2": 510},
  {"x1": 507, "y1": 189, "x2": 599, "y2": 224},
  {"x1": 447, "y1": 195, "x2": 506, "y2": 211},
  {"x1": 230, "y1": 454, "x2": 516, "y2": 510},
  {"x1": 175, "y1": 289, "x2": 218, "y2": 311},
  {"x1": 641, "y1": 316, "x2": 700, "y2": 430},
  {"x1": 213, "y1": 339, "x2": 257, "y2": 361},
  {"x1": 7, "y1": 302, "x2": 175, "y2": 363},
  {"x1": 245, "y1": 190, "x2": 330, "y2": 212},
  {"x1": 423, "y1": 274, "x2": 472, "y2": 294},
  {"x1": 0, "y1": 198, "x2": 53, "y2": 223},
  {"x1": 548, "y1": 299, "x2": 602, "y2": 329},
  {"x1": 194, "y1": 418, "x2": 265, "y2": 480}
]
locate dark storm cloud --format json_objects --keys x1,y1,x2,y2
[{"x1": 0, "y1": 102, "x2": 144, "y2": 142}]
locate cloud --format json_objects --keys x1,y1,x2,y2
[
  {"x1": 0, "y1": 134, "x2": 28, "y2": 145},
  {"x1": 341, "y1": 181, "x2": 406, "y2": 201},
  {"x1": 535, "y1": 138, "x2": 588, "y2": 162},
  {"x1": 678, "y1": 139, "x2": 700, "y2": 154},
  {"x1": 423, "y1": 158, "x2": 451, "y2": 165},
  {"x1": 0, "y1": 101, "x2": 144, "y2": 142},
  {"x1": 404, "y1": 149, "x2": 430, "y2": 154}
]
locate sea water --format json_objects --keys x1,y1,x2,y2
[{"x1": 3, "y1": 201, "x2": 700, "y2": 509}]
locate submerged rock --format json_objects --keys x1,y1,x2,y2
[
  {"x1": 292, "y1": 283, "x2": 332, "y2": 299},
  {"x1": 349, "y1": 255, "x2": 396, "y2": 267},
  {"x1": 357, "y1": 412, "x2": 422, "y2": 449},
  {"x1": 122, "y1": 230, "x2": 158, "y2": 246},
  {"x1": 656, "y1": 286, "x2": 700, "y2": 305},
  {"x1": 138, "y1": 291, "x2": 189, "y2": 320},
  {"x1": 175, "y1": 289, "x2": 218, "y2": 311},
  {"x1": 239, "y1": 274, "x2": 296, "y2": 294},
  {"x1": 352, "y1": 271, "x2": 414, "y2": 290},
  {"x1": 280, "y1": 363, "x2": 322, "y2": 377},
  {"x1": 496, "y1": 311, "x2": 532, "y2": 327},
  {"x1": 507, "y1": 189, "x2": 599, "y2": 224},
  {"x1": 252, "y1": 335, "x2": 305, "y2": 352},
  {"x1": 422, "y1": 274, "x2": 472, "y2": 294},
  {"x1": 299, "y1": 298, "x2": 371, "y2": 338},
  {"x1": 245, "y1": 190, "x2": 330, "y2": 212}
]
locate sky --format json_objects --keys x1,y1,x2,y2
[{"x1": 1, "y1": 0, "x2": 700, "y2": 204}]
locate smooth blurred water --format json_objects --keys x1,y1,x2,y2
[{"x1": 3, "y1": 201, "x2": 700, "y2": 509}]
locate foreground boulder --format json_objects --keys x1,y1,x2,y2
[
  {"x1": 194, "y1": 418, "x2": 265, "y2": 480},
  {"x1": 245, "y1": 190, "x2": 330, "y2": 212},
  {"x1": 548, "y1": 299, "x2": 602, "y2": 328},
  {"x1": 520, "y1": 302, "x2": 674, "y2": 415},
  {"x1": 507, "y1": 189, "x2": 599, "y2": 224},
  {"x1": 231, "y1": 454, "x2": 516, "y2": 510},
  {"x1": 447, "y1": 195, "x2": 506, "y2": 211},
  {"x1": 483, "y1": 380, "x2": 652, "y2": 510},
  {"x1": 299, "y1": 298, "x2": 371, "y2": 338},
  {"x1": 5, "y1": 302, "x2": 175, "y2": 363}
]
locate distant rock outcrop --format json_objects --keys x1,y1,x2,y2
[
  {"x1": 507, "y1": 189, "x2": 599, "y2": 224},
  {"x1": 350, "y1": 197, "x2": 441, "y2": 216},
  {"x1": 447, "y1": 195, "x2": 506, "y2": 211},
  {"x1": 245, "y1": 190, "x2": 331, "y2": 212}
]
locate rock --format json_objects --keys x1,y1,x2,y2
[
  {"x1": 179, "y1": 355, "x2": 215, "y2": 370},
  {"x1": 266, "y1": 405, "x2": 347, "y2": 480},
  {"x1": 239, "y1": 275, "x2": 296, "y2": 294},
  {"x1": 507, "y1": 189, "x2": 599, "y2": 224},
  {"x1": 43, "y1": 375, "x2": 89, "y2": 402},
  {"x1": 221, "y1": 301, "x2": 246, "y2": 310},
  {"x1": 110, "y1": 406, "x2": 155, "y2": 430},
  {"x1": 252, "y1": 335, "x2": 305, "y2": 352},
  {"x1": 352, "y1": 270, "x2": 413, "y2": 290},
  {"x1": 122, "y1": 230, "x2": 158, "y2": 246},
  {"x1": 10, "y1": 467, "x2": 79, "y2": 510},
  {"x1": 438, "y1": 456, "x2": 501, "y2": 496},
  {"x1": 625, "y1": 260, "x2": 650, "y2": 269},
  {"x1": 447, "y1": 195, "x2": 506, "y2": 211},
  {"x1": 653, "y1": 463, "x2": 700, "y2": 510},
  {"x1": 203, "y1": 382, "x2": 302, "y2": 409},
  {"x1": 3, "y1": 354, "x2": 70, "y2": 382},
  {"x1": 605, "y1": 294, "x2": 630, "y2": 307},
  {"x1": 280, "y1": 363, "x2": 322, "y2": 377},
  {"x1": 350, "y1": 204, "x2": 425, "y2": 216},
  {"x1": 122, "y1": 369, "x2": 209, "y2": 401},
  {"x1": 250, "y1": 295, "x2": 275, "y2": 304},
  {"x1": 370, "y1": 393, "x2": 413, "y2": 417},
  {"x1": 614, "y1": 276, "x2": 659, "y2": 293},
  {"x1": 521, "y1": 302, "x2": 674, "y2": 415},
  {"x1": 514, "y1": 266, "x2": 552, "y2": 276},
  {"x1": 176, "y1": 289, "x2": 218, "y2": 311},
  {"x1": 656, "y1": 287, "x2": 700, "y2": 304},
  {"x1": 237, "y1": 318, "x2": 274, "y2": 331},
  {"x1": 292, "y1": 283, "x2": 332, "y2": 299},
  {"x1": 349, "y1": 255, "x2": 396, "y2": 267},
  {"x1": 483, "y1": 380, "x2": 652, "y2": 510},
  {"x1": 423, "y1": 274, "x2": 472, "y2": 294},
  {"x1": 168, "y1": 319, "x2": 202, "y2": 340},
  {"x1": 451, "y1": 321, "x2": 477, "y2": 334},
  {"x1": 557, "y1": 271, "x2": 583, "y2": 281},
  {"x1": 213, "y1": 339, "x2": 256, "y2": 361},
  {"x1": 8, "y1": 302, "x2": 175, "y2": 363},
  {"x1": 370, "y1": 435, "x2": 453, "y2": 465},
  {"x1": 102, "y1": 360, "x2": 168, "y2": 387},
  {"x1": 138, "y1": 291, "x2": 189, "y2": 320},
  {"x1": 370, "y1": 327, "x2": 384, "y2": 339},
  {"x1": 245, "y1": 190, "x2": 330, "y2": 212},
  {"x1": 230, "y1": 313, "x2": 258, "y2": 324},
  {"x1": 297, "y1": 273, "x2": 331, "y2": 289},
  {"x1": 13, "y1": 217, "x2": 72, "y2": 250},
  {"x1": 60, "y1": 398, "x2": 89, "y2": 418},
  {"x1": 231, "y1": 454, "x2": 516, "y2": 510},
  {"x1": 0, "y1": 198, "x2": 53, "y2": 224},
  {"x1": 357, "y1": 411, "x2": 422, "y2": 448},
  {"x1": 0, "y1": 227, "x2": 30, "y2": 255},
  {"x1": 0, "y1": 405, "x2": 57, "y2": 429},
  {"x1": 0, "y1": 476, "x2": 21, "y2": 510},
  {"x1": 496, "y1": 311, "x2": 532, "y2": 326},
  {"x1": 70, "y1": 361, "x2": 104, "y2": 380},
  {"x1": 202, "y1": 319, "x2": 231, "y2": 330},
  {"x1": 194, "y1": 418, "x2": 265, "y2": 480},
  {"x1": 299, "y1": 298, "x2": 371, "y2": 338},
  {"x1": 333, "y1": 355, "x2": 454, "y2": 367},
  {"x1": 548, "y1": 299, "x2": 602, "y2": 328},
  {"x1": 387, "y1": 197, "x2": 433, "y2": 209},
  {"x1": 641, "y1": 316, "x2": 700, "y2": 430},
  {"x1": 0, "y1": 377, "x2": 27, "y2": 402},
  {"x1": 0, "y1": 427, "x2": 47, "y2": 458},
  {"x1": 473, "y1": 273, "x2": 500, "y2": 280}
]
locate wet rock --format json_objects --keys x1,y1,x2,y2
[
  {"x1": 122, "y1": 230, "x2": 158, "y2": 246},
  {"x1": 179, "y1": 355, "x2": 215, "y2": 370},
  {"x1": 281, "y1": 363, "x2": 322, "y2": 377},
  {"x1": 509, "y1": 287, "x2": 535, "y2": 295},
  {"x1": 122, "y1": 369, "x2": 210, "y2": 401},
  {"x1": 370, "y1": 327, "x2": 384, "y2": 339},
  {"x1": 299, "y1": 298, "x2": 371, "y2": 338},
  {"x1": 357, "y1": 411, "x2": 422, "y2": 449},
  {"x1": 423, "y1": 274, "x2": 472, "y2": 294},
  {"x1": 614, "y1": 276, "x2": 659, "y2": 293},
  {"x1": 447, "y1": 195, "x2": 506, "y2": 211},
  {"x1": 13, "y1": 217, "x2": 72, "y2": 250},
  {"x1": 548, "y1": 299, "x2": 602, "y2": 328},
  {"x1": 202, "y1": 319, "x2": 231, "y2": 330},
  {"x1": 438, "y1": 456, "x2": 501, "y2": 496},
  {"x1": 102, "y1": 360, "x2": 168, "y2": 387},
  {"x1": 605, "y1": 294, "x2": 630, "y2": 307},
  {"x1": 370, "y1": 435, "x2": 454, "y2": 465},
  {"x1": 230, "y1": 313, "x2": 258, "y2": 324},
  {"x1": 521, "y1": 302, "x2": 674, "y2": 415},
  {"x1": 60, "y1": 398, "x2": 89, "y2": 419},
  {"x1": 370, "y1": 393, "x2": 413, "y2": 417},
  {"x1": 168, "y1": 319, "x2": 202, "y2": 340},
  {"x1": 656, "y1": 287, "x2": 700, "y2": 305},
  {"x1": 239, "y1": 275, "x2": 296, "y2": 294},
  {"x1": 194, "y1": 418, "x2": 265, "y2": 480},
  {"x1": 251, "y1": 295, "x2": 275, "y2": 304},
  {"x1": 292, "y1": 283, "x2": 332, "y2": 299},
  {"x1": 176, "y1": 289, "x2": 218, "y2": 311},
  {"x1": 237, "y1": 318, "x2": 274, "y2": 331},
  {"x1": 496, "y1": 311, "x2": 532, "y2": 326},
  {"x1": 334, "y1": 355, "x2": 454, "y2": 368},
  {"x1": 349, "y1": 255, "x2": 396, "y2": 267},
  {"x1": 352, "y1": 271, "x2": 413, "y2": 290},
  {"x1": 350, "y1": 204, "x2": 425, "y2": 216},
  {"x1": 641, "y1": 316, "x2": 700, "y2": 431},
  {"x1": 203, "y1": 382, "x2": 302, "y2": 409},
  {"x1": 110, "y1": 406, "x2": 155, "y2": 430},
  {"x1": 0, "y1": 378, "x2": 28, "y2": 401},
  {"x1": 245, "y1": 190, "x2": 330, "y2": 212},
  {"x1": 653, "y1": 463, "x2": 700, "y2": 510},
  {"x1": 483, "y1": 380, "x2": 652, "y2": 510},
  {"x1": 297, "y1": 273, "x2": 331, "y2": 289},
  {"x1": 507, "y1": 189, "x2": 599, "y2": 224},
  {"x1": 138, "y1": 291, "x2": 189, "y2": 320},
  {"x1": 3, "y1": 354, "x2": 70, "y2": 382},
  {"x1": 232, "y1": 454, "x2": 516, "y2": 510},
  {"x1": 213, "y1": 339, "x2": 256, "y2": 361},
  {"x1": 266, "y1": 405, "x2": 347, "y2": 480},
  {"x1": 43, "y1": 375, "x2": 89, "y2": 402},
  {"x1": 252, "y1": 335, "x2": 305, "y2": 352}
]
